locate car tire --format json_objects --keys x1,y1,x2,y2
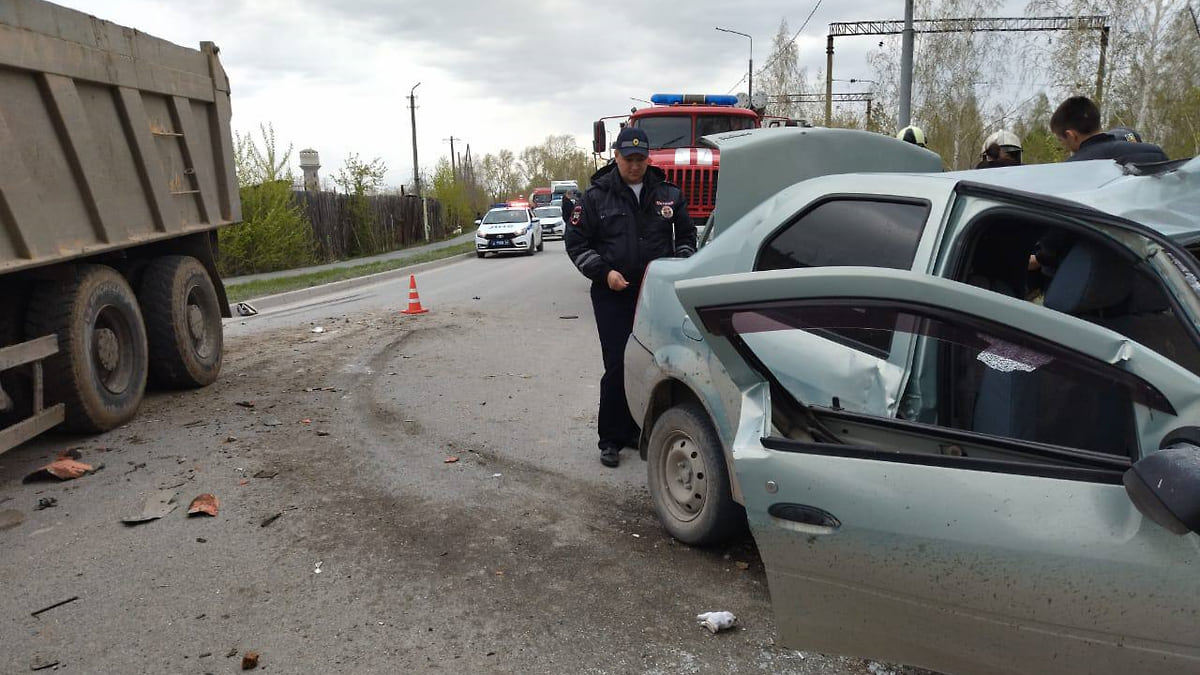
[
  {"x1": 525, "y1": 238, "x2": 535, "y2": 256},
  {"x1": 138, "y1": 255, "x2": 223, "y2": 389},
  {"x1": 536, "y1": 235, "x2": 544, "y2": 252},
  {"x1": 647, "y1": 402, "x2": 745, "y2": 546},
  {"x1": 476, "y1": 251, "x2": 485, "y2": 259},
  {"x1": 26, "y1": 264, "x2": 148, "y2": 432}
]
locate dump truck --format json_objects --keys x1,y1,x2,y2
[{"x1": 0, "y1": 0, "x2": 240, "y2": 453}]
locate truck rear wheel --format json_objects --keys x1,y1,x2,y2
[
  {"x1": 138, "y1": 255, "x2": 223, "y2": 388},
  {"x1": 26, "y1": 264, "x2": 148, "y2": 432}
]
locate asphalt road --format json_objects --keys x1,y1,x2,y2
[{"x1": 0, "y1": 240, "x2": 919, "y2": 674}]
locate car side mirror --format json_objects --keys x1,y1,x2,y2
[
  {"x1": 474, "y1": 219, "x2": 481, "y2": 225},
  {"x1": 530, "y1": 218, "x2": 540, "y2": 224},
  {"x1": 592, "y1": 120, "x2": 606, "y2": 154},
  {"x1": 1123, "y1": 439, "x2": 1200, "y2": 535}
]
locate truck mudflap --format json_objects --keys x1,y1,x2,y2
[{"x1": 0, "y1": 335, "x2": 65, "y2": 454}]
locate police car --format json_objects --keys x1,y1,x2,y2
[{"x1": 474, "y1": 207, "x2": 543, "y2": 258}]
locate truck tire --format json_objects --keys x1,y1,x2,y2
[
  {"x1": 138, "y1": 255, "x2": 223, "y2": 388},
  {"x1": 647, "y1": 402, "x2": 746, "y2": 546},
  {"x1": 26, "y1": 264, "x2": 148, "y2": 432}
]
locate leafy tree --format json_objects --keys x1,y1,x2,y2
[
  {"x1": 334, "y1": 154, "x2": 387, "y2": 255},
  {"x1": 220, "y1": 123, "x2": 314, "y2": 275},
  {"x1": 431, "y1": 158, "x2": 474, "y2": 229}
]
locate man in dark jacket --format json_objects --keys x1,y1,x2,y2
[
  {"x1": 565, "y1": 126, "x2": 696, "y2": 467},
  {"x1": 1050, "y1": 96, "x2": 1168, "y2": 163}
]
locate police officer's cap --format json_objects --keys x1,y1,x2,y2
[
  {"x1": 1107, "y1": 126, "x2": 1143, "y2": 143},
  {"x1": 612, "y1": 127, "x2": 650, "y2": 157},
  {"x1": 896, "y1": 125, "x2": 927, "y2": 147}
]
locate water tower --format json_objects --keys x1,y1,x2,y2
[{"x1": 299, "y1": 148, "x2": 320, "y2": 191}]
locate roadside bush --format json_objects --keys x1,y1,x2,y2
[{"x1": 218, "y1": 179, "x2": 316, "y2": 276}]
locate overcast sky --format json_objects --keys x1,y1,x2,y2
[{"x1": 55, "y1": 0, "x2": 1025, "y2": 188}]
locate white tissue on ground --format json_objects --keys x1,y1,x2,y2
[{"x1": 696, "y1": 611, "x2": 737, "y2": 633}]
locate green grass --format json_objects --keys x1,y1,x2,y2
[{"x1": 224, "y1": 242, "x2": 475, "y2": 303}]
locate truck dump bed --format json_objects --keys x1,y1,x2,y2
[{"x1": 0, "y1": 0, "x2": 240, "y2": 275}]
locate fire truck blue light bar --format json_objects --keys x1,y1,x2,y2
[{"x1": 650, "y1": 94, "x2": 739, "y2": 106}]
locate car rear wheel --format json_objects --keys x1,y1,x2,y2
[{"x1": 647, "y1": 402, "x2": 745, "y2": 546}]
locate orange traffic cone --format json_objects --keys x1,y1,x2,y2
[{"x1": 401, "y1": 274, "x2": 428, "y2": 315}]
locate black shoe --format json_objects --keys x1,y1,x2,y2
[{"x1": 600, "y1": 447, "x2": 620, "y2": 468}]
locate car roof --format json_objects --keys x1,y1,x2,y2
[
  {"x1": 706, "y1": 127, "x2": 1200, "y2": 244},
  {"x1": 937, "y1": 158, "x2": 1200, "y2": 243}
]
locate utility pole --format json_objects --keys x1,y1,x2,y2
[
  {"x1": 715, "y1": 27, "x2": 753, "y2": 104},
  {"x1": 408, "y1": 82, "x2": 421, "y2": 197},
  {"x1": 444, "y1": 136, "x2": 461, "y2": 181},
  {"x1": 899, "y1": 0, "x2": 915, "y2": 128}
]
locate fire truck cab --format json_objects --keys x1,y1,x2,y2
[{"x1": 593, "y1": 94, "x2": 769, "y2": 221}]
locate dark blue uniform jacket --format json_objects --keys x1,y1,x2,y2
[{"x1": 565, "y1": 163, "x2": 696, "y2": 287}]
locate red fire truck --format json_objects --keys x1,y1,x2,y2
[{"x1": 592, "y1": 93, "x2": 800, "y2": 221}]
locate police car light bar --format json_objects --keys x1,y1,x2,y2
[{"x1": 650, "y1": 93, "x2": 739, "y2": 107}]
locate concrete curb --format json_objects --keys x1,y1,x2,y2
[{"x1": 227, "y1": 252, "x2": 475, "y2": 313}]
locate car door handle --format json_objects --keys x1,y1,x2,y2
[{"x1": 767, "y1": 503, "x2": 841, "y2": 535}]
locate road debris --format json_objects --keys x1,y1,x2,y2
[
  {"x1": 36, "y1": 497, "x2": 57, "y2": 510},
  {"x1": 315, "y1": 430, "x2": 331, "y2": 437},
  {"x1": 253, "y1": 469, "x2": 278, "y2": 479},
  {"x1": 260, "y1": 512, "x2": 282, "y2": 528},
  {"x1": 30, "y1": 655, "x2": 60, "y2": 671},
  {"x1": 31, "y1": 596, "x2": 79, "y2": 617},
  {"x1": 122, "y1": 490, "x2": 178, "y2": 524},
  {"x1": 235, "y1": 401, "x2": 255, "y2": 408},
  {"x1": 226, "y1": 648, "x2": 238, "y2": 658},
  {"x1": 696, "y1": 611, "x2": 738, "y2": 634},
  {"x1": 313, "y1": 561, "x2": 323, "y2": 574},
  {"x1": 24, "y1": 457, "x2": 94, "y2": 482},
  {"x1": 558, "y1": 315, "x2": 579, "y2": 319},
  {"x1": 444, "y1": 456, "x2": 459, "y2": 464},
  {"x1": 311, "y1": 326, "x2": 325, "y2": 334},
  {"x1": 300, "y1": 418, "x2": 311, "y2": 424},
  {"x1": 735, "y1": 561, "x2": 750, "y2": 570},
  {"x1": 241, "y1": 650, "x2": 260, "y2": 669},
  {"x1": 187, "y1": 493, "x2": 220, "y2": 517},
  {"x1": 0, "y1": 510, "x2": 23, "y2": 531},
  {"x1": 234, "y1": 301, "x2": 258, "y2": 316},
  {"x1": 261, "y1": 417, "x2": 281, "y2": 427}
]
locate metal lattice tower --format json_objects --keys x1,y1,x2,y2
[{"x1": 824, "y1": 15, "x2": 1111, "y2": 125}]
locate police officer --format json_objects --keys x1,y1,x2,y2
[
  {"x1": 1050, "y1": 96, "x2": 1167, "y2": 163},
  {"x1": 565, "y1": 126, "x2": 696, "y2": 467}
]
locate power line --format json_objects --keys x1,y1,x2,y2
[{"x1": 725, "y1": 0, "x2": 824, "y2": 94}]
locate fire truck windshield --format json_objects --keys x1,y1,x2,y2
[
  {"x1": 696, "y1": 115, "x2": 757, "y2": 136},
  {"x1": 634, "y1": 117, "x2": 692, "y2": 149}
]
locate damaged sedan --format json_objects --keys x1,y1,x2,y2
[{"x1": 626, "y1": 126, "x2": 1200, "y2": 674}]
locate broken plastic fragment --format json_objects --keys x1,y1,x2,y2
[
  {"x1": 122, "y1": 490, "x2": 178, "y2": 524},
  {"x1": 235, "y1": 302, "x2": 258, "y2": 317},
  {"x1": 444, "y1": 456, "x2": 459, "y2": 464},
  {"x1": 24, "y1": 457, "x2": 94, "y2": 482},
  {"x1": 311, "y1": 326, "x2": 325, "y2": 334},
  {"x1": 187, "y1": 494, "x2": 220, "y2": 517},
  {"x1": 241, "y1": 650, "x2": 260, "y2": 669},
  {"x1": 696, "y1": 611, "x2": 737, "y2": 634}
]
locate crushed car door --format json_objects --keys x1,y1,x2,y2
[{"x1": 675, "y1": 266, "x2": 1200, "y2": 675}]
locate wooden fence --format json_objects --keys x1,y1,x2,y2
[{"x1": 291, "y1": 191, "x2": 447, "y2": 261}]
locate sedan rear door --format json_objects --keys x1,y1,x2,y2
[{"x1": 676, "y1": 267, "x2": 1200, "y2": 675}]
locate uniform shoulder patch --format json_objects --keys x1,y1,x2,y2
[{"x1": 570, "y1": 205, "x2": 583, "y2": 226}]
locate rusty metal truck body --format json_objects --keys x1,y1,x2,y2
[{"x1": 0, "y1": 0, "x2": 240, "y2": 452}]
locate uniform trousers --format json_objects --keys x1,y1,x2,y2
[{"x1": 589, "y1": 281, "x2": 640, "y2": 451}]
